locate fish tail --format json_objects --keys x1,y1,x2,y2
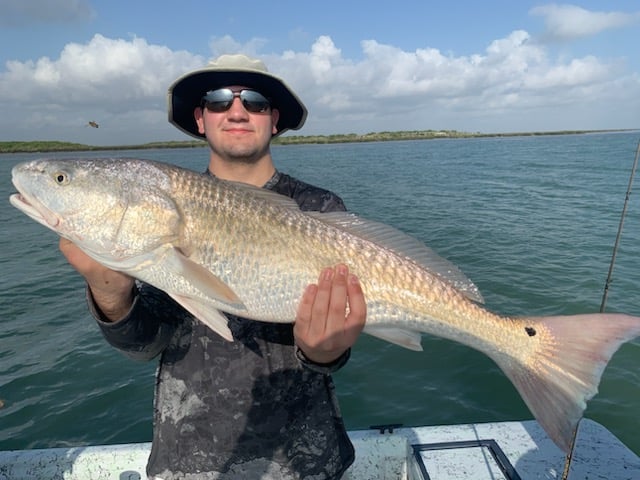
[{"x1": 496, "y1": 313, "x2": 640, "y2": 453}]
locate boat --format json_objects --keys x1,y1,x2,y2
[{"x1": 1, "y1": 418, "x2": 638, "y2": 479}]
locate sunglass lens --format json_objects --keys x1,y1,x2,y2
[
  {"x1": 202, "y1": 89, "x2": 233, "y2": 112},
  {"x1": 240, "y1": 90, "x2": 270, "y2": 113}
]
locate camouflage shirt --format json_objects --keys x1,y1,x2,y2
[{"x1": 92, "y1": 171, "x2": 355, "y2": 479}]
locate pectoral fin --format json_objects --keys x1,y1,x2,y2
[
  {"x1": 169, "y1": 295, "x2": 234, "y2": 341},
  {"x1": 168, "y1": 248, "x2": 244, "y2": 309},
  {"x1": 86, "y1": 244, "x2": 245, "y2": 340},
  {"x1": 132, "y1": 245, "x2": 244, "y2": 311}
]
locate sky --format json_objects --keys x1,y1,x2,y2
[{"x1": 0, "y1": 1, "x2": 639, "y2": 146}]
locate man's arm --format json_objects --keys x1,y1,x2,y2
[
  {"x1": 59, "y1": 238, "x2": 135, "y2": 322},
  {"x1": 59, "y1": 238, "x2": 178, "y2": 360}
]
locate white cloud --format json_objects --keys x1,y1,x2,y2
[
  {"x1": 270, "y1": 33, "x2": 638, "y2": 134},
  {"x1": 530, "y1": 4, "x2": 640, "y2": 41},
  {"x1": 0, "y1": 30, "x2": 638, "y2": 145},
  {"x1": 0, "y1": 0, "x2": 94, "y2": 26},
  {"x1": 271, "y1": 32, "x2": 629, "y2": 117},
  {"x1": 0, "y1": 34, "x2": 205, "y2": 144},
  {"x1": 1, "y1": 34, "x2": 202, "y2": 107},
  {"x1": 209, "y1": 35, "x2": 269, "y2": 58}
]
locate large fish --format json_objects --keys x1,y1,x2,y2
[{"x1": 9, "y1": 157, "x2": 640, "y2": 453}]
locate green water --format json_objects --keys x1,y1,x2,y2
[{"x1": 1, "y1": 132, "x2": 639, "y2": 455}]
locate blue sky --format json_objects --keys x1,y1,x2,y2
[{"x1": 0, "y1": 1, "x2": 638, "y2": 145}]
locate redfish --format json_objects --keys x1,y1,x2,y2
[{"x1": 10, "y1": 157, "x2": 640, "y2": 453}]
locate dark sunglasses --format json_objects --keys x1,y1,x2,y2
[{"x1": 201, "y1": 88, "x2": 271, "y2": 114}]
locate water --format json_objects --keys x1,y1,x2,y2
[{"x1": 1, "y1": 132, "x2": 640, "y2": 455}]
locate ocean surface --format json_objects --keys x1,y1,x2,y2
[{"x1": 1, "y1": 132, "x2": 640, "y2": 456}]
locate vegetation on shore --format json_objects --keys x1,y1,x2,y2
[
  {"x1": 0, "y1": 140, "x2": 206, "y2": 154},
  {"x1": 0, "y1": 129, "x2": 635, "y2": 153}
]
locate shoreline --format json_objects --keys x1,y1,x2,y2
[{"x1": 1, "y1": 128, "x2": 637, "y2": 154}]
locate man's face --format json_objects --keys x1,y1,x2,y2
[{"x1": 194, "y1": 85, "x2": 280, "y2": 163}]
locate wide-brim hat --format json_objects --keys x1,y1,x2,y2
[{"x1": 168, "y1": 54, "x2": 307, "y2": 139}]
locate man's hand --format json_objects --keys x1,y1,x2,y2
[
  {"x1": 294, "y1": 264, "x2": 366, "y2": 364},
  {"x1": 59, "y1": 237, "x2": 135, "y2": 322}
]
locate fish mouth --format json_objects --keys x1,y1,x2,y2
[{"x1": 10, "y1": 191, "x2": 60, "y2": 229}]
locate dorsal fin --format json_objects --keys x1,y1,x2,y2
[{"x1": 309, "y1": 212, "x2": 484, "y2": 303}]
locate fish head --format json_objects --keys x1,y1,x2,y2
[{"x1": 10, "y1": 158, "x2": 181, "y2": 262}]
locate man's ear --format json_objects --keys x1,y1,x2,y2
[{"x1": 194, "y1": 107, "x2": 205, "y2": 134}]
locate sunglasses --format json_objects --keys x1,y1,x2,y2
[{"x1": 201, "y1": 88, "x2": 271, "y2": 114}]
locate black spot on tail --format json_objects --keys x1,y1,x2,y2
[{"x1": 525, "y1": 326, "x2": 537, "y2": 337}]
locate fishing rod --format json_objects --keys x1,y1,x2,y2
[
  {"x1": 561, "y1": 138, "x2": 640, "y2": 480},
  {"x1": 600, "y1": 139, "x2": 640, "y2": 313}
]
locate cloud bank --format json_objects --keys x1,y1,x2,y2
[{"x1": 0, "y1": 8, "x2": 638, "y2": 145}]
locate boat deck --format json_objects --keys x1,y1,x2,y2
[
  {"x1": 1, "y1": 419, "x2": 638, "y2": 479},
  {"x1": 347, "y1": 419, "x2": 640, "y2": 479}
]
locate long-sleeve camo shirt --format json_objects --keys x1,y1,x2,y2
[{"x1": 90, "y1": 171, "x2": 355, "y2": 479}]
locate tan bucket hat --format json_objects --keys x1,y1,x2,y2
[{"x1": 168, "y1": 54, "x2": 307, "y2": 139}]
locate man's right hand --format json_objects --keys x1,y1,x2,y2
[{"x1": 59, "y1": 237, "x2": 135, "y2": 322}]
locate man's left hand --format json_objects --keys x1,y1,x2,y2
[{"x1": 294, "y1": 263, "x2": 366, "y2": 364}]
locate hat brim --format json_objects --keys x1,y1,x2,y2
[{"x1": 168, "y1": 67, "x2": 307, "y2": 139}]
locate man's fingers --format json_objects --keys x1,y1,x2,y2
[
  {"x1": 308, "y1": 267, "x2": 334, "y2": 336},
  {"x1": 295, "y1": 284, "x2": 316, "y2": 326},
  {"x1": 345, "y1": 273, "x2": 366, "y2": 327},
  {"x1": 327, "y1": 264, "x2": 349, "y2": 328}
]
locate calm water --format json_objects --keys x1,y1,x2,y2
[{"x1": 1, "y1": 132, "x2": 640, "y2": 455}]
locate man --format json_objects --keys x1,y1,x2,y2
[{"x1": 60, "y1": 54, "x2": 366, "y2": 479}]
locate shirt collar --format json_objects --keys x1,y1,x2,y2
[{"x1": 204, "y1": 169, "x2": 281, "y2": 190}]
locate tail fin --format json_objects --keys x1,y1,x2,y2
[{"x1": 495, "y1": 313, "x2": 640, "y2": 453}]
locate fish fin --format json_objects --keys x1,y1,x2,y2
[
  {"x1": 168, "y1": 295, "x2": 234, "y2": 341},
  {"x1": 309, "y1": 211, "x2": 484, "y2": 304},
  {"x1": 96, "y1": 245, "x2": 245, "y2": 311},
  {"x1": 170, "y1": 249, "x2": 245, "y2": 309},
  {"x1": 94, "y1": 244, "x2": 244, "y2": 337},
  {"x1": 365, "y1": 326, "x2": 423, "y2": 351},
  {"x1": 137, "y1": 246, "x2": 244, "y2": 311},
  {"x1": 495, "y1": 313, "x2": 640, "y2": 453}
]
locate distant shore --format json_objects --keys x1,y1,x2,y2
[{"x1": 1, "y1": 129, "x2": 637, "y2": 154}]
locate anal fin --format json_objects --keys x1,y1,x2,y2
[{"x1": 365, "y1": 326, "x2": 423, "y2": 351}]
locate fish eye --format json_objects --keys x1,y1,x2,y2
[{"x1": 53, "y1": 171, "x2": 70, "y2": 185}]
